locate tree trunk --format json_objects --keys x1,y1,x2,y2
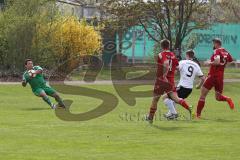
[
  {"x1": 174, "y1": 39, "x2": 182, "y2": 59},
  {"x1": 118, "y1": 31, "x2": 123, "y2": 54}
]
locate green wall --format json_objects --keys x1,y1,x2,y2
[{"x1": 118, "y1": 23, "x2": 240, "y2": 60}]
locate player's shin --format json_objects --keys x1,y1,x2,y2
[
  {"x1": 178, "y1": 99, "x2": 190, "y2": 110},
  {"x1": 169, "y1": 92, "x2": 190, "y2": 110},
  {"x1": 172, "y1": 101, "x2": 176, "y2": 109},
  {"x1": 42, "y1": 96, "x2": 53, "y2": 107},
  {"x1": 55, "y1": 96, "x2": 65, "y2": 108},
  {"x1": 148, "y1": 96, "x2": 159, "y2": 120},
  {"x1": 216, "y1": 93, "x2": 228, "y2": 101},
  {"x1": 196, "y1": 98, "x2": 205, "y2": 117},
  {"x1": 164, "y1": 98, "x2": 177, "y2": 114},
  {"x1": 216, "y1": 92, "x2": 234, "y2": 109},
  {"x1": 148, "y1": 105, "x2": 157, "y2": 120}
]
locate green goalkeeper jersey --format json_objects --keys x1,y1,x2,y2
[{"x1": 23, "y1": 66, "x2": 47, "y2": 91}]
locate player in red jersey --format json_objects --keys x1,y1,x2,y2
[
  {"x1": 196, "y1": 38, "x2": 235, "y2": 118},
  {"x1": 146, "y1": 39, "x2": 192, "y2": 123}
]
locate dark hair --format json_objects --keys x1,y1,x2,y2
[
  {"x1": 186, "y1": 50, "x2": 201, "y2": 66},
  {"x1": 212, "y1": 38, "x2": 222, "y2": 45},
  {"x1": 193, "y1": 57, "x2": 201, "y2": 67},
  {"x1": 160, "y1": 39, "x2": 170, "y2": 49},
  {"x1": 25, "y1": 59, "x2": 32, "y2": 65},
  {"x1": 186, "y1": 49, "x2": 195, "y2": 58}
]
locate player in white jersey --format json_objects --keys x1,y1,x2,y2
[{"x1": 163, "y1": 50, "x2": 205, "y2": 119}]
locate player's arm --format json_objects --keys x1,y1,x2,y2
[
  {"x1": 205, "y1": 50, "x2": 221, "y2": 66},
  {"x1": 22, "y1": 81, "x2": 27, "y2": 87},
  {"x1": 176, "y1": 61, "x2": 182, "y2": 74},
  {"x1": 196, "y1": 75, "x2": 205, "y2": 89},
  {"x1": 219, "y1": 51, "x2": 234, "y2": 66},
  {"x1": 163, "y1": 60, "x2": 169, "y2": 79},
  {"x1": 158, "y1": 53, "x2": 168, "y2": 81},
  {"x1": 209, "y1": 55, "x2": 221, "y2": 66},
  {"x1": 22, "y1": 75, "x2": 27, "y2": 87},
  {"x1": 159, "y1": 59, "x2": 169, "y2": 82},
  {"x1": 34, "y1": 70, "x2": 42, "y2": 74},
  {"x1": 226, "y1": 52, "x2": 234, "y2": 64},
  {"x1": 34, "y1": 66, "x2": 43, "y2": 74},
  {"x1": 195, "y1": 67, "x2": 205, "y2": 89}
]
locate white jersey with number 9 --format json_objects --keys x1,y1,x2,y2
[{"x1": 177, "y1": 60, "x2": 204, "y2": 89}]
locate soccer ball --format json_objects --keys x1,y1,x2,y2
[{"x1": 28, "y1": 70, "x2": 36, "y2": 78}]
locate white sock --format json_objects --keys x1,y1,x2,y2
[
  {"x1": 164, "y1": 98, "x2": 177, "y2": 114},
  {"x1": 166, "y1": 110, "x2": 171, "y2": 115},
  {"x1": 172, "y1": 101, "x2": 177, "y2": 114},
  {"x1": 172, "y1": 101, "x2": 176, "y2": 110}
]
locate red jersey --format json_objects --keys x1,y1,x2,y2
[
  {"x1": 209, "y1": 48, "x2": 233, "y2": 76},
  {"x1": 157, "y1": 51, "x2": 179, "y2": 79}
]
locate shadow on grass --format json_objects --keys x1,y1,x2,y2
[
  {"x1": 23, "y1": 108, "x2": 50, "y2": 111},
  {"x1": 190, "y1": 118, "x2": 239, "y2": 123},
  {"x1": 212, "y1": 118, "x2": 239, "y2": 123},
  {"x1": 151, "y1": 124, "x2": 188, "y2": 131}
]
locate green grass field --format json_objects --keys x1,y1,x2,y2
[{"x1": 0, "y1": 83, "x2": 240, "y2": 160}]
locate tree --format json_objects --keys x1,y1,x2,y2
[
  {"x1": 48, "y1": 16, "x2": 102, "y2": 63},
  {"x1": 102, "y1": 0, "x2": 212, "y2": 56},
  {"x1": 0, "y1": 0, "x2": 58, "y2": 72},
  {"x1": 220, "y1": 0, "x2": 240, "y2": 22},
  {"x1": 100, "y1": 0, "x2": 139, "y2": 55},
  {"x1": 138, "y1": 0, "x2": 212, "y2": 51},
  {"x1": 0, "y1": 0, "x2": 102, "y2": 75}
]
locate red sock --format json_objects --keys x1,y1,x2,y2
[
  {"x1": 217, "y1": 94, "x2": 228, "y2": 101},
  {"x1": 197, "y1": 99, "x2": 205, "y2": 117},
  {"x1": 149, "y1": 107, "x2": 157, "y2": 119},
  {"x1": 179, "y1": 99, "x2": 189, "y2": 110}
]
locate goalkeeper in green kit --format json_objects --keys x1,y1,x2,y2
[{"x1": 22, "y1": 59, "x2": 65, "y2": 109}]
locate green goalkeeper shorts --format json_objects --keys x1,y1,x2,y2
[{"x1": 33, "y1": 86, "x2": 56, "y2": 96}]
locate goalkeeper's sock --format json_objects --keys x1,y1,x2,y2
[
  {"x1": 179, "y1": 99, "x2": 190, "y2": 110},
  {"x1": 55, "y1": 96, "x2": 65, "y2": 107},
  {"x1": 42, "y1": 96, "x2": 52, "y2": 107},
  {"x1": 164, "y1": 98, "x2": 177, "y2": 114},
  {"x1": 196, "y1": 98, "x2": 205, "y2": 117}
]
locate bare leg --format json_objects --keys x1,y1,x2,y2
[{"x1": 168, "y1": 92, "x2": 191, "y2": 111}]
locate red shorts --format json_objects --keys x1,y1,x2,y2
[
  {"x1": 203, "y1": 75, "x2": 224, "y2": 93},
  {"x1": 167, "y1": 77, "x2": 176, "y2": 92},
  {"x1": 153, "y1": 77, "x2": 175, "y2": 96}
]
